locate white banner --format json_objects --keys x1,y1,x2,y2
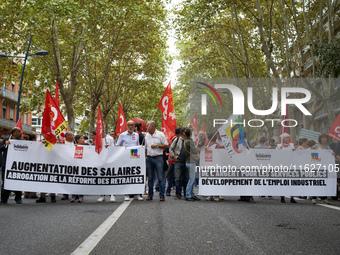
[
  {"x1": 198, "y1": 148, "x2": 337, "y2": 196},
  {"x1": 299, "y1": 128, "x2": 321, "y2": 141},
  {"x1": 4, "y1": 140, "x2": 145, "y2": 195}
]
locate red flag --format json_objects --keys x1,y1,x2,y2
[
  {"x1": 42, "y1": 89, "x2": 68, "y2": 150},
  {"x1": 53, "y1": 80, "x2": 60, "y2": 109},
  {"x1": 53, "y1": 80, "x2": 66, "y2": 143},
  {"x1": 201, "y1": 122, "x2": 206, "y2": 133},
  {"x1": 14, "y1": 119, "x2": 24, "y2": 139},
  {"x1": 95, "y1": 105, "x2": 104, "y2": 154},
  {"x1": 116, "y1": 103, "x2": 126, "y2": 138},
  {"x1": 161, "y1": 118, "x2": 175, "y2": 141},
  {"x1": 158, "y1": 81, "x2": 177, "y2": 140},
  {"x1": 328, "y1": 113, "x2": 340, "y2": 141},
  {"x1": 189, "y1": 113, "x2": 199, "y2": 143}
]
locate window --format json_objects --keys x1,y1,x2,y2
[
  {"x1": 32, "y1": 118, "x2": 42, "y2": 126},
  {"x1": 32, "y1": 118, "x2": 38, "y2": 125},
  {"x1": 2, "y1": 107, "x2": 6, "y2": 118},
  {"x1": 11, "y1": 82, "x2": 15, "y2": 92},
  {"x1": 24, "y1": 113, "x2": 27, "y2": 124},
  {"x1": 10, "y1": 106, "x2": 14, "y2": 120}
]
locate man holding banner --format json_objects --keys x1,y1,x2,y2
[
  {"x1": 0, "y1": 127, "x2": 24, "y2": 204},
  {"x1": 117, "y1": 120, "x2": 143, "y2": 201},
  {"x1": 145, "y1": 121, "x2": 169, "y2": 201},
  {"x1": 278, "y1": 133, "x2": 297, "y2": 204}
]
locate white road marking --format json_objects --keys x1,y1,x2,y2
[
  {"x1": 71, "y1": 200, "x2": 132, "y2": 255},
  {"x1": 287, "y1": 197, "x2": 340, "y2": 211},
  {"x1": 317, "y1": 204, "x2": 340, "y2": 211}
]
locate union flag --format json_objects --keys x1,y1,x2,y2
[
  {"x1": 158, "y1": 81, "x2": 176, "y2": 140},
  {"x1": 41, "y1": 89, "x2": 68, "y2": 150},
  {"x1": 53, "y1": 80, "x2": 66, "y2": 144},
  {"x1": 116, "y1": 103, "x2": 126, "y2": 138},
  {"x1": 328, "y1": 112, "x2": 340, "y2": 141}
]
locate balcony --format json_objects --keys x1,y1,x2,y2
[
  {"x1": 0, "y1": 86, "x2": 18, "y2": 102},
  {"x1": 0, "y1": 117, "x2": 32, "y2": 133}
]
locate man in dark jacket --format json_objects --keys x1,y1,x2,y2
[{"x1": 0, "y1": 127, "x2": 23, "y2": 204}]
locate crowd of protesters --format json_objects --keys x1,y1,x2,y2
[{"x1": 0, "y1": 122, "x2": 339, "y2": 205}]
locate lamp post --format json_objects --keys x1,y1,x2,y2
[{"x1": 0, "y1": 34, "x2": 48, "y2": 122}]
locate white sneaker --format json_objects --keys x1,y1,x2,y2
[
  {"x1": 135, "y1": 195, "x2": 143, "y2": 201},
  {"x1": 214, "y1": 196, "x2": 220, "y2": 202},
  {"x1": 110, "y1": 195, "x2": 116, "y2": 202},
  {"x1": 312, "y1": 199, "x2": 316, "y2": 204},
  {"x1": 124, "y1": 195, "x2": 131, "y2": 201},
  {"x1": 97, "y1": 196, "x2": 105, "y2": 202}
]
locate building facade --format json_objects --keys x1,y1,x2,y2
[{"x1": 0, "y1": 80, "x2": 33, "y2": 138}]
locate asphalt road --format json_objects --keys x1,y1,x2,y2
[{"x1": 1, "y1": 190, "x2": 340, "y2": 255}]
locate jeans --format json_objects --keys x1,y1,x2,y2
[
  {"x1": 186, "y1": 162, "x2": 196, "y2": 199},
  {"x1": 147, "y1": 156, "x2": 165, "y2": 198},
  {"x1": 175, "y1": 162, "x2": 188, "y2": 197},
  {"x1": 154, "y1": 170, "x2": 159, "y2": 189}
]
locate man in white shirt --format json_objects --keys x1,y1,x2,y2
[
  {"x1": 145, "y1": 121, "x2": 168, "y2": 201},
  {"x1": 97, "y1": 130, "x2": 116, "y2": 203},
  {"x1": 64, "y1": 131, "x2": 75, "y2": 145},
  {"x1": 102, "y1": 132, "x2": 115, "y2": 148},
  {"x1": 116, "y1": 120, "x2": 143, "y2": 201}
]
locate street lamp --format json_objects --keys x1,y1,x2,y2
[{"x1": 0, "y1": 34, "x2": 48, "y2": 122}]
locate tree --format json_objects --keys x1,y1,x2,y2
[
  {"x1": 0, "y1": 0, "x2": 169, "y2": 132},
  {"x1": 174, "y1": 0, "x2": 340, "y2": 138}
]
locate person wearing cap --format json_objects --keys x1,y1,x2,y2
[
  {"x1": 277, "y1": 133, "x2": 297, "y2": 203},
  {"x1": 268, "y1": 138, "x2": 276, "y2": 149}
]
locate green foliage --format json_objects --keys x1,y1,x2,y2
[
  {"x1": 313, "y1": 39, "x2": 340, "y2": 78},
  {"x1": 0, "y1": 0, "x2": 169, "y2": 132}
]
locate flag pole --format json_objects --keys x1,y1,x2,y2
[
  {"x1": 206, "y1": 130, "x2": 218, "y2": 148},
  {"x1": 150, "y1": 107, "x2": 158, "y2": 122}
]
